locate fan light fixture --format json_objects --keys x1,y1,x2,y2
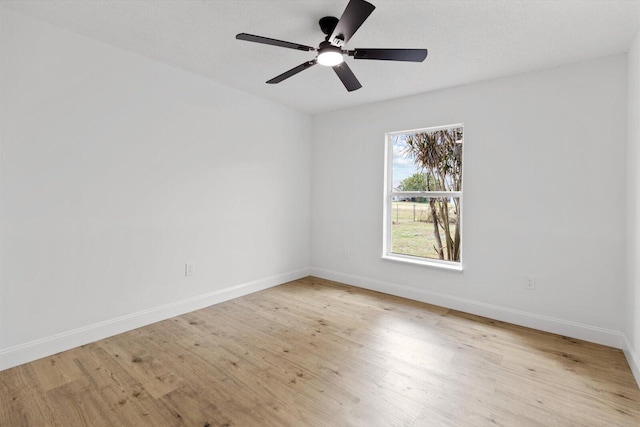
[{"x1": 317, "y1": 45, "x2": 344, "y2": 66}]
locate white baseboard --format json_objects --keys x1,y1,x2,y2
[
  {"x1": 310, "y1": 267, "x2": 626, "y2": 350},
  {"x1": 0, "y1": 268, "x2": 310, "y2": 372},
  {"x1": 623, "y1": 334, "x2": 640, "y2": 388}
]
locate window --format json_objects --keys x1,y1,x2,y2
[{"x1": 383, "y1": 124, "x2": 463, "y2": 269}]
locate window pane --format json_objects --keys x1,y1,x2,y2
[
  {"x1": 391, "y1": 197, "x2": 460, "y2": 262},
  {"x1": 392, "y1": 128, "x2": 463, "y2": 192}
]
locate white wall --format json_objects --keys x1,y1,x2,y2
[
  {"x1": 0, "y1": 9, "x2": 311, "y2": 369},
  {"x1": 311, "y1": 55, "x2": 628, "y2": 347},
  {"x1": 626, "y1": 28, "x2": 640, "y2": 384}
]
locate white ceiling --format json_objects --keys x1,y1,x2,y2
[{"x1": 3, "y1": 0, "x2": 639, "y2": 114}]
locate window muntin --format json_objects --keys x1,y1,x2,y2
[{"x1": 384, "y1": 125, "x2": 463, "y2": 267}]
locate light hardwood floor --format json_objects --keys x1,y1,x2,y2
[{"x1": 1, "y1": 276, "x2": 639, "y2": 426}]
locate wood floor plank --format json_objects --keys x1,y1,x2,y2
[
  {"x1": 45, "y1": 377, "x2": 124, "y2": 427},
  {"x1": 0, "y1": 365, "x2": 62, "y2": 426},
  {"x1": 73, "y1": 345, "x2": 178, "y2": 426},
  {"x1": 98, "y1": 334, "x2": 183, "y2": 399},
  {"x1": 1, "y1": 276, "x2": 638, "y2": 426},
  {"x1": 29, "y1": 350, "x2": 85, "y2": 392}
]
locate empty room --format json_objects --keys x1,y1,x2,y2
[{"x1": 1, "y1": 0, "x2": 640, "y2": 425}]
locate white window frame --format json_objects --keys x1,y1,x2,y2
[{"x1": 382, "y1": 124, "x2": 464, "y2": 271}]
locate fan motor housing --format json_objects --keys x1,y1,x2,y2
[{"x1": 319, "y1": 16, "x2": 339, "y2": 36}]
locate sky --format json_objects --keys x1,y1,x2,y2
[{"x1": 392, "y1": 135, "x2": 420, "y2": 189}]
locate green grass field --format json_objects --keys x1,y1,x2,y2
[{"x1": 391, "y1": 201, "x2": 458, "y2": 260}]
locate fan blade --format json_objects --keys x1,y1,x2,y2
[
  {"x1": 236, "y1": 33, "x2": 315, "y2": 52},
  {"x1": 267, "y1": 60, "x2": 317, "y2": 84},
  {"x1": 329, "y1": 0, "x2": 375, "y2": 47},
  {"x1": 333, "y1": 62, "x2": 362, "y2": 91},
  {"x1": 350, "y1": 48, "x2": 428, "y2": 62}
]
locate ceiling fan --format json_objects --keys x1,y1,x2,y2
[{"x1": 236, "y1": 0, "x2": 428, "y2": 92}]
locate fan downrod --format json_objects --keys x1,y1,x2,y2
[{"x1": 319, "y1": 16, "x2": 339, "y2": 36}]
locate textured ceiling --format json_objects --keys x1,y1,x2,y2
[{"x1": 3, "y1": 0, "x2": 640, "y2": 114}]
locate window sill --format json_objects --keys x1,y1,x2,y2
[{"x1": 381, "y1": 254, "x2": 464, "y2": 272}]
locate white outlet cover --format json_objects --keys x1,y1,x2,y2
[
  {"x1": 525, "y1": 277, "x2": 536, "y2": 289},
  {"x1": 185, "y1": 263, "x2": 195, "y2": 276}
]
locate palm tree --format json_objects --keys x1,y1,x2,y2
[{"x1": 401, "y1": 128, "x2": 462, "y2": 261}]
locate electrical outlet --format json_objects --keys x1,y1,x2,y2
[
  {"x1": 344, "y1": 250, "x2": 352, "y2": 260},
  {"x1": 525, "y1": 276, "x2": 536, "y2": 290},
  {"x1": 185, "y1": 263, "x2": 195, "y2": 277}
]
